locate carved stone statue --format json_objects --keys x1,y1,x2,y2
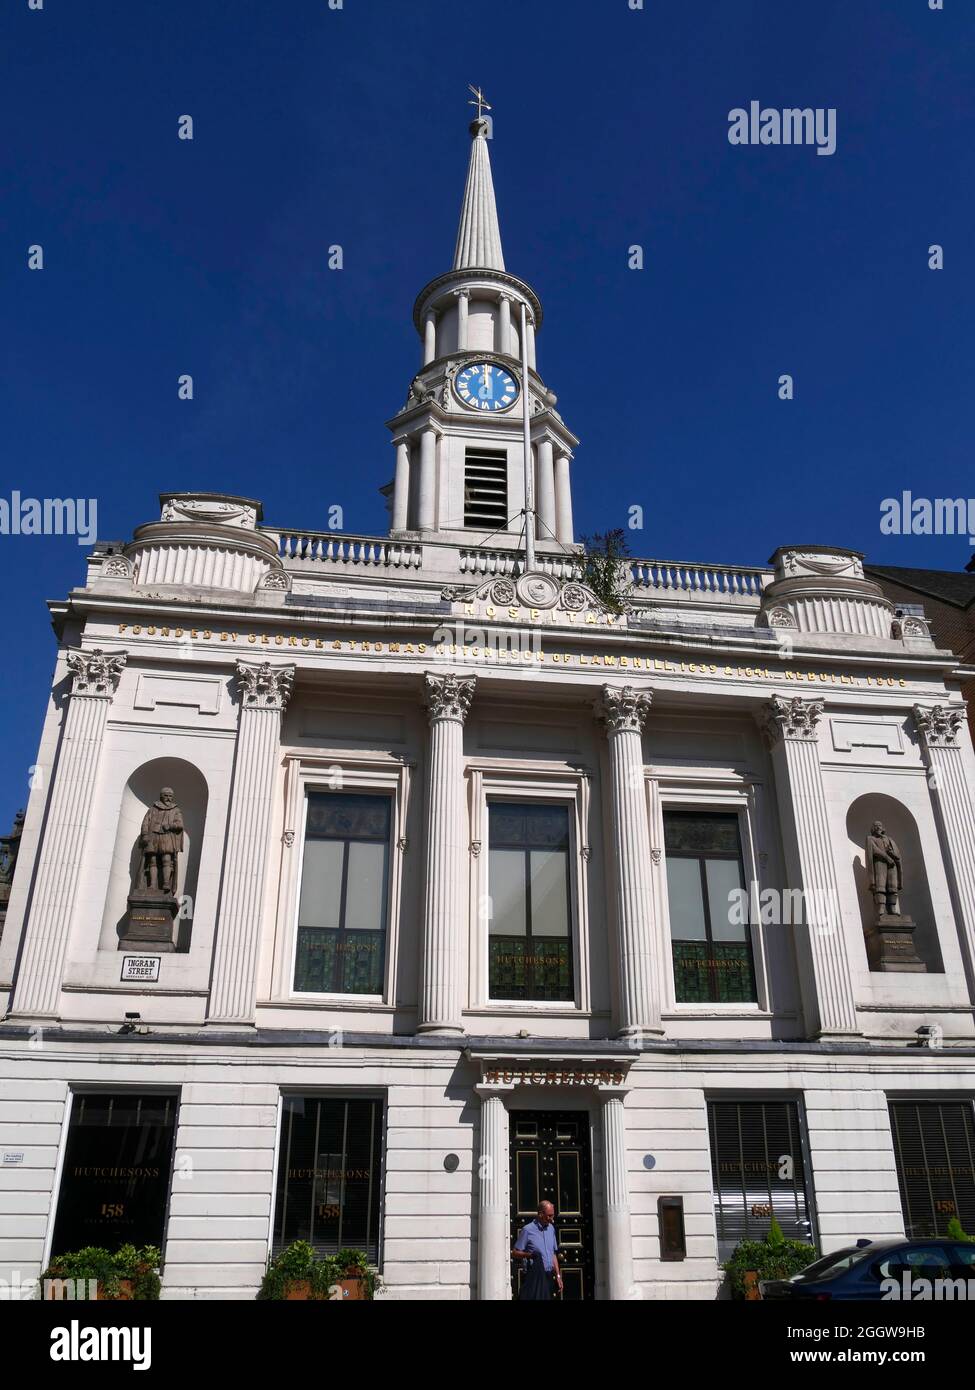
[
  {"x1": 138, "y1": 788, "x2": 184, "y2": 897},
  {"x1": 865, "y1": 820, "x2": 903, "y2": 920},
  {"x1": 862, "y1": 819, "x2": 925, "y2": 974},
  {"x1": 121, "y1": 787, "x2": 185, "y2": 952}
]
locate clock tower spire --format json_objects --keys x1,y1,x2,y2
[{"x1": 384, "y1": 97, "x2": 578, "y2": 553}]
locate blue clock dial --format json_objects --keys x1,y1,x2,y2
[{"x1": 454, "y1": 362, "x2": 519, "y2": 412}]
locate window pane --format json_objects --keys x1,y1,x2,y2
[
  {"x1": 664, "y1": 812, "x2": 741, "y2": 855},
  {"x1": 530, "y1": 848, "x2": 569, "y2": 937},
  {"x1": 666, "y1": 858, "x2": 707, "y2": 940},
  {"x1": 297, "y1": 839, "x2": 344, "y2": 928},
  {"x1": 51, "y1": 1094, "x2": 178, "y2": 1256},
  {"x1": 272, "y1": 1096, "x2": 382, "y2": 1261},
  {"x1": 707, "y1": 858, "x2": 746, "y2": 942},
  {"x1": 708, "y1": 1100, "x2": 813, "y2": 1261},
  {"x1": 345, "y1": 841, "x2": 387, "y2": 930},
  {"x1": 306, "y1": 792, "x2": 390, "y2": 840},
  {"x1": 489, "y1": 848, "x2": 527, "y2": 936}
]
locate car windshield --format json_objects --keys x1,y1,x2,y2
[{"x1": 789, "y1": 1248, "x2": 875, "y2": 1283}]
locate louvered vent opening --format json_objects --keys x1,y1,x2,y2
[{"x1": 464, "y1": 449, "x2": 508, "y2": 530}]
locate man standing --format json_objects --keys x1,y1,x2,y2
[{"x1": 512, "y1": 1200, "x2": 563, "y2": 1300}]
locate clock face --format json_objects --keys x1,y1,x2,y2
[{"x1": 454, "y1": 362, "x2": 519, "y2": 412}]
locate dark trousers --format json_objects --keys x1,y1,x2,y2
[{"x1": 518, "y1": 1253, "x2": 554, "y2": 1301}]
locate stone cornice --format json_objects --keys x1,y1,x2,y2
[{"x1": 412, "y1": 268, "x2": 543, "y2": 333}]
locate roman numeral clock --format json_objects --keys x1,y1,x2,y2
[{"x1": 454, "y1": 361, "x2": 520, "y2": 412}]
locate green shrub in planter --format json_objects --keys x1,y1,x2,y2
[
  {"x1": 41, "y1": 1245, "x2": 162, "y2": 1300},
  {"x1": 258, "y1": 1241, "x2": 379, "y2": 1301},
  {"x1": 723, "y1": 1223, "x2": 817, "y2": 1300},
  {"x1": 946, "y1": 1217, "x2": 974, "y2": 1243}
]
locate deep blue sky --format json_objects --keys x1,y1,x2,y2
[{"x1": 2, "y1": 0, "x2": 973, "y2": 826}]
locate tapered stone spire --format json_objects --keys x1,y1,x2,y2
[{"x1": 453, "y1": 118, "x2": 505, "y2": 272}]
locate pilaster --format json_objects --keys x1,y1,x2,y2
[
  {"x1": 913, "y1": 704, "x2": 975, "y2": 995},
  {"x1": 9, "y1": 648, "x2": 127, "y2": 1019},
  {"x1": 595, "y1": 685, "x2": 663, "y2": 1037},
  {"x1": 207, "y1": 661, "x2": 295, "y2": 1025},
  {"x1": 761, "y1": 695, "x2": 859, "y2": 1038},
  {"x1": 418, "y1": 672, "x2": 476, "y2": 1033}
]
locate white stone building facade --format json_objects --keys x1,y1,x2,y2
[{"x1": 2, "y1": 118, "x2": 975, "y2": 1301}]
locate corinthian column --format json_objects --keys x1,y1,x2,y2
[
  {"x1": 762, "y1": 695, "x2": 859, "y2": 1038},
  {"x1": 596, "y1": 685, "x2": 663, "y2": 1037},
  {"x1": 418, "y1": 672, "x2": 475, "y2": 1034},
  {"x1": 913, "y1": 704, "x2": 975, "y2": 993},
  {"x1": 601, "y1": 1088, "x2": 638, "y2": 1300},
  {"x1": 207, "y1": 661, "x2": 295, "y2": 1025},
  {"x1": 476, "y1": 1086, "x2": 511, "y2": 1300},
  {"x1": 9, "y1": 648, "x2": 127, "y2": 1019}
]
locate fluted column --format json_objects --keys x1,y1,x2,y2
[
  {"x1": 455, "y1": 290, "x2": 470, "y2": 352},
  {"x1": 536, "y1": 439, "x2": 557, "y2": 543},
  {"x1": 423, "y1": 309, "x2": 437, "y2": 366},
  {"x1": 914, "y1": 704, "x2": 975, "y2": 993},
  {"x1": 762, "y1": 696, "x2": 859, "y2": 1037},
  {"x1": 596, "y1": 685, "x2": 663, "y2": 1037},
  {"x1": 555, "y1": 453, "x2": 574, "y2": 543},
  {"x1": 391, "y1": 438, "x2": 411, "y2": 531},
  {"x1": 476, "y1": 1086, "x2": 511, "y2": 1300},
  {"x1": 207, "y1": 661, "x2": 295, "y2": 1025},
  {"x1": 601, "y1": 1089, "x2": 638, "y2": 1300},
  {"x1": 417, "y1": 428, "x2": 437, "y2": 531},
  {"x1": 498, "y1": 294, "x2": 512, "y2": 357},
  {"x1": 418, "y1": 672, "x2": 475, "y2": 1033},
  {"x1": 9, "y1": 648, "x2": 127, "y2": 1019}
]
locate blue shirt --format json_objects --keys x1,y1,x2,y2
[{"x1": 515, "y1": 1218, "x2": 559, "y2": 1272}]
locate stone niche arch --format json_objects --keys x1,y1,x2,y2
[
  {"x1": 846, "y1": 793, "x2": 942, "y2": 972},
  {"x1": 99, "y1": 758, "x2": 208, "y2": 952}
]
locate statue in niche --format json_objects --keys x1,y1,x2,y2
[
  {"x1": 865, "y1": 820, "x2": 903, "y2": 920},
  {"x1": 137, "y1": 787, "x2": 184, "y2": 896},
  {"x1": 121, "y1": 786, "x2": 185, "y2": 953},
  {"x1": 862, "y1": 819, "x2": 924, "y2": 974}
]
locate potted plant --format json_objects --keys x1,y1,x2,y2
[
  {"x1": 41, "y1": 1244, "x2": 162, "y2": 1301},
  {"x1": 333, "y1": 1247, "x2": 378, "y2": 1301},
  {"x1": 723, "y1": 1218, "x2": 817, "y2": 1300},
  {"x1": 946, "y1": 1216, "x2": 974, "y2": 1243},
  {"x1": 257, "y1": 1241, "x2": 380, "y2": 1301},
  {"x1": 258, "y1": 1240, "x2": 324, "y2": 1300}
]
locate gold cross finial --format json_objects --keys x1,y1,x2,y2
[{"x1": 467, "y1": 85, "x2": 492, "y2": 121}]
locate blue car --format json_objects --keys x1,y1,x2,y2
[{"x1": 760, "y1": 1237, "x2": 975, "y2": 1300}]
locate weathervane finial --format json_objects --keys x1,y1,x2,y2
[{"x1": 467, "y1": 84, "x2": 492, "y2": 122}]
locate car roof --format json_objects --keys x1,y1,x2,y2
[{"x1": 832, "y1": 1237, "x2": 960, "y2": 1255}]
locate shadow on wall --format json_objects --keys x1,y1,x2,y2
[
  {"x1": 99, "y1": 758, "x2": 208, "y2": 953},
  {"x1": 846, "y1": 793, "x2": 943, "y2": 972}
]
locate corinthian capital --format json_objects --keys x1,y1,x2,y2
[
  {"x1": 913, "y1": 703, "x2": 965, "y2": 749},
  {"x1": 424, "y1": 672, "x2": 476, "y2": 724},
  {"x1": 66, "y1": 647, "x2": 127, "y2": 698},
  {"x1": 235, "y1": 660, "x2": 295, "y2": 711},
  {"x1": 595, "y1": 684, "x2": 652, "y2": 735},
  {"x1": 762, "y1": 694, "x2": 824, "y2": 744}
]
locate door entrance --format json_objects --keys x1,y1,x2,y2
[{"x1": 509, "y1": 1110, "x2": 595, "y2": 1300}]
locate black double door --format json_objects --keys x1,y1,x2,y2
[{"x1": 509, "y1": 1110, "x2": 595, "y2": 1300}]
